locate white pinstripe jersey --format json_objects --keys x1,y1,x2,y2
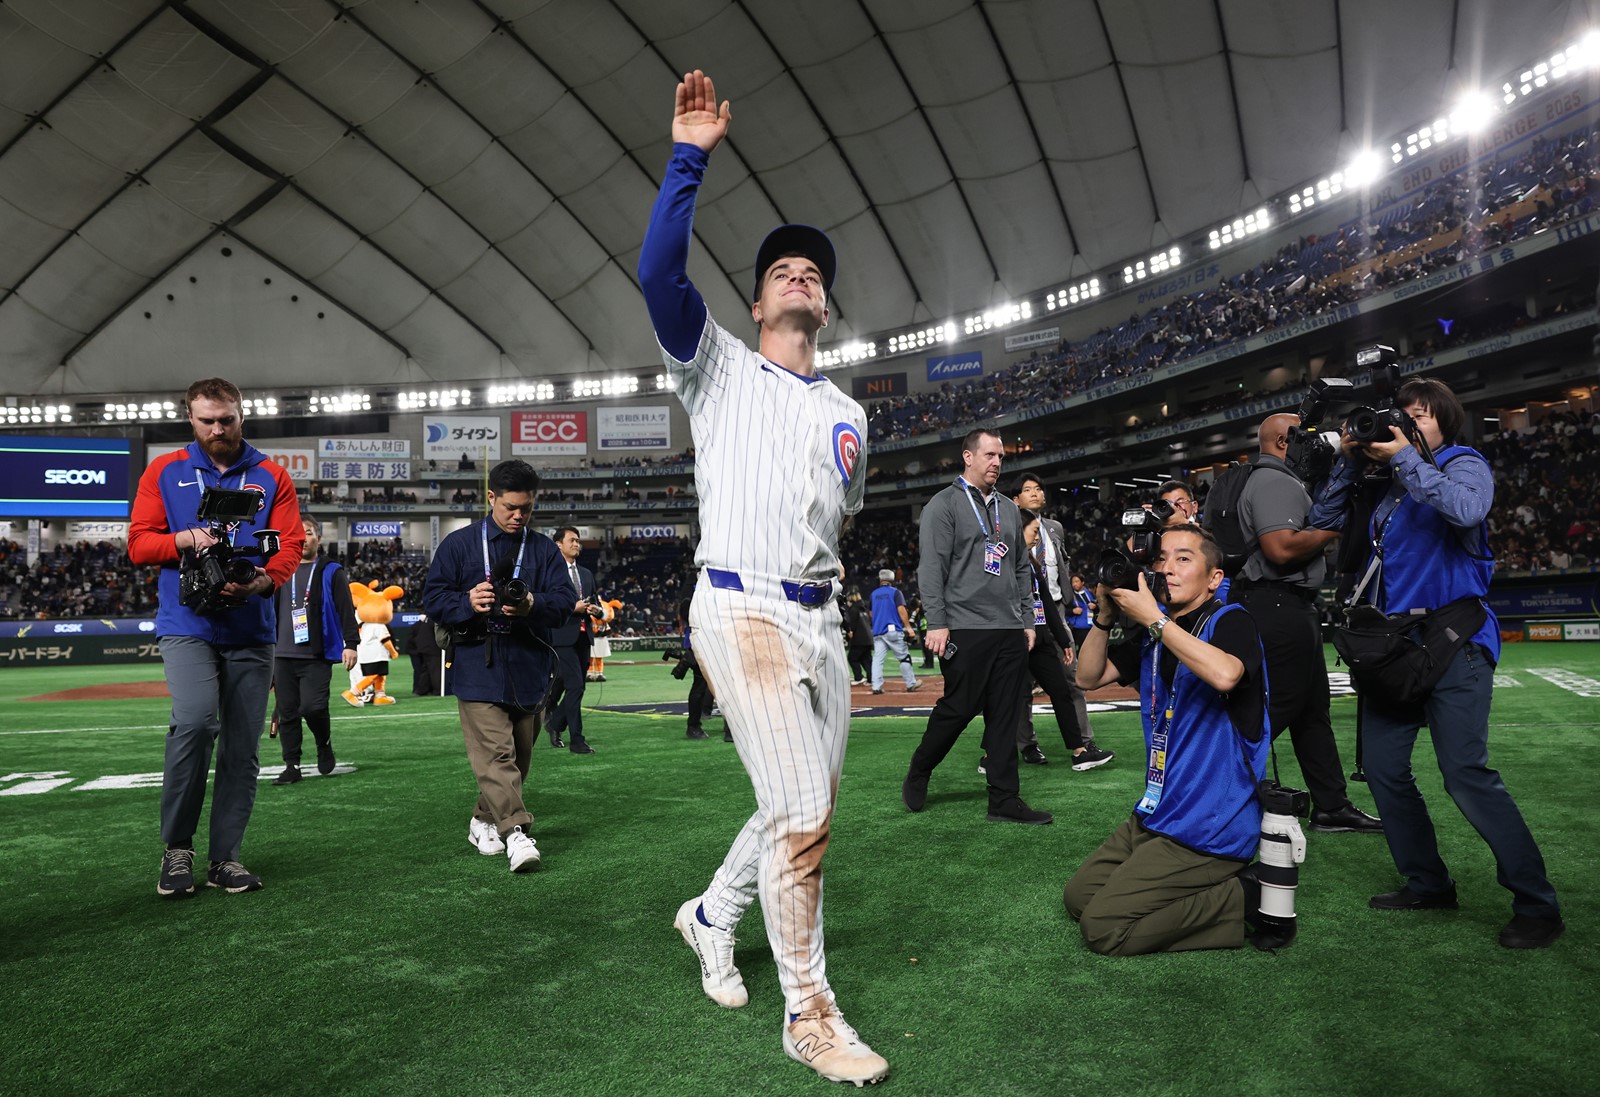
[{"x1": 664, "y1": 314, "x2": 867, "y2": 582}]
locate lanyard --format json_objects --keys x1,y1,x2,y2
[
  {"x1": 481, "y1": 519, "x2": 529, "y2": 582},
  {"x1": 289, "y1": 562, "x2": 312, "y2": 607},
  {"x1": 956, "y1": 478, "x2": 1000, "y2": 543}
]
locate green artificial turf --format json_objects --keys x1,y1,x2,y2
[{"x1": 0, "y1": 649, "x2": 1595, "y2": 1096}]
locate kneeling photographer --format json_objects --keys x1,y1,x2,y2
[
  {"x1": 1310, "y1": 377, "x2": 1564, "y2": 948},
  {"x1": 129, "y1": 377, "x2": 305, "y2": 898},
  {"x1": 1065, "y1": 526, "x2": 1274, "y2": 955},
  {"x1": 423, "y1": 460, "x2": 574, "y2": 874}
]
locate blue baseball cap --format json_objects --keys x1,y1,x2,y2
[{"x1": 753, "y1": 224, "x2": 836, "y2": 302}]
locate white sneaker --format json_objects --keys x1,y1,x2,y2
[
  {"x1": 468, "y1": 817, "x2": 505, "y2": 855},
  {"x1": 674, "y1": 897, "x2": 748, "y2": 1008},
  {"x1": 783, "y1": 1007, "x2": 889, "y2": 1086},
  {"x1": 505, "y1": 826, "x2": 541, "y2": 873}
]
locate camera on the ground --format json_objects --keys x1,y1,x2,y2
[
  {"x1": 1095, "y1": 502, "x2": 1171, "y2": 602},
  {"x1": 177, "y1": 487, "x2": 280, "y2": 614}
]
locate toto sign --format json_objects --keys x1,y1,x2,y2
[{"x1": 512, "y1": 411, "x2": 587, "y2": 456}]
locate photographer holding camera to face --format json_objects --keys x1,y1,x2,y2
[
  {"x1": 1065, "y1": 526, "x2": 1272, "y2": 955},
  {"x1": 422, "y1": 460, "x2": 575, "y2": 874},
  {"x1": 129, "y1": 378, "x2": 306, "y2": 899},
  {"x1": 1310, "y1": 376, "x2": 1564, "y2": 948}
]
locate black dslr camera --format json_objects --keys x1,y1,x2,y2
[
  {"x1": 1346, "y1": 345, "x2": 1436, "y2": 465},
  {"x1": 662, "y1": 647, "x2": 697, "y2": 680},
  {"x1": 1257, "y1": 778, "x2": 1310, "y2": 818},
  {"x1": 178, "y1": 487, "x2": 280, "y2": 614},
  {"x1": 485, "y1": 577, "x2": 529, "y2": 636},
  {"x1": 1283, "y1": 376, "x2": 1355, "y2": 486},
  {"x1": 1095, "y1": 501, "x2": 1171, "y2": 603}
]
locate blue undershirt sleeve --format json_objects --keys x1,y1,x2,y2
[{"x1": 638, "y1": 143, "x2": 713, "y2": 363}]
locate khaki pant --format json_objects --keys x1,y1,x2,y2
[
  {"x1": 1064, "y1": 815, "x2": 1247, "y2": 955},
  {"x1": 459, "y1": 701, "x2": 539, "y2": 833}
]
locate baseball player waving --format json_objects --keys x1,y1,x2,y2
[{"x1": 638, "y1": 69, "x2": 886, "y2": 1088}]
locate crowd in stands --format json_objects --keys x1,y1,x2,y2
[
  {"x1": 589, "y1": 537, "x2": 696, "y2": 635},
  {"x1": 0, "y1": 538, "x2": 157, "y2": 619},
  {"x1": 1482, "y1": 411, "x2": 1600, "y2": 573},
  {"x1": 865, "y1": 123, "x2": 1599, "y2": 447}
]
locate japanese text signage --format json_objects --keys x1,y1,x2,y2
[
  {"x1": 423, "y1": 417, "x2": 502, "y2": 462},
  {"x1": 597, "y1": 407, "x2": 671, "y2": 451},
  {"x1": 512, "y1": 411, "x2": 588, "y2": 456}
]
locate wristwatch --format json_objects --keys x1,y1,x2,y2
[{"x1": 1147, "y1": 616, "x2": 1171, "y2": 641}]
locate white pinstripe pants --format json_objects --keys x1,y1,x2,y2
[{"x1": 690, "y1": 577, "x2": 851, "y2": 1015}]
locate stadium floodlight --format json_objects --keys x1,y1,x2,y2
[
  {"x1": 1450, "y1": 91, "x2": 1497, "y2": 134},
  {"x1": 242, "y1": 397, "x2": 278, "y2": 417},
  {"x1": 397, "y1": 388, "x2": 471, "y2": 410},
  {"x1": 312, "y1": 391, "x2": 371, "y2": 414},
  {"x1": 1344, "y1": 151, "x2": 1382, "y2": 187},
  {"x1": 1, "y1": 403, "x2": 72, "y2": 424}
]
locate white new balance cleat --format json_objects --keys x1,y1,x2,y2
[
  {"x1": 468, "y1": 817, "x2": 505, "y2": 855},
  {"x1": 505, "y1": 826, "x2": 541, "y2": 873},
  {"x1": 783, "y1": 1007, "x2": 889, "y2": 1087},
  {"x1": 674, "y1": 898, "x2": 748, "y2": 1008}
]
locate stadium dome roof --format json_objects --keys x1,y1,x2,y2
[{"x1": 0, "y1": 0, "x2": 1589, "y2": 397}]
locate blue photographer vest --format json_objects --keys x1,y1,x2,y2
[
  {"x1": 1135, "y1": 603, "x2": 1269, "y2": 860},
  {"x1": 1371, "y1": 444, "x2": 1499, "y2": 660}
]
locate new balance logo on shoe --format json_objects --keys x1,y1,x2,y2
[{"x1": 790, "y1": 1032, "x2": 836, "y2": 1063}]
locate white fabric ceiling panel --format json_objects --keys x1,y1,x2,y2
[
  {"x1": 756, "y1": 144, "x2": 868, "y2": 230},
  {"x1": 447, "y1": 250, "x2": 590, "y2": 365},
  {"x1": 874, "y1": 184, "x2": 994, "y2": 315},
  {"x1": 835, "y1": 112, "x2": 951, "y2": 207},
  {"x1": 963, "y1": 167, "x2": 1076, "y2": 295},
  {"x1": 68, "y1": 243, "x2": 409, "y2": 392},
  {"x1": 501, "y1": 93, "x2": 625, "y2": 196},
  {"x1": 1454, "y1": 0, "x2": 1594, "y2": 90},
  {"x1": 716, "y1": 78, "x2": 831, "y2": 174},
  {"x1": 433, "y1": 31, "x2": 567, "y2": 138},
  {"x1": 185, "y1": 0, "x2": 336, "y2": 65},
  {"x1": 0, "y1": 199, "x2": 64, "y2": 288},
  {"x1": 649, "y1": 7, "x2": 785, "y2": 139},
  {"x1": 824, "y1": 210, "x2": 918, "y2": 333},
  {"x1": 369, "y1": 190, "x2": 488, "y2": 288},
  {"x1": 361, "y1": 83, "x2": 493, "y2": 188},
  {"x1": 684, "y1": 241, "x2": 755, "y2": 336},
  {"x1": 347, "y1": 0, "x2": 494, "y2": 75},
  {"x1": 796, "y1": 38, "x2": 918, "y2": 138},
  {"x1": 883, "y1": 6, "x2": 1008, "y2": 108},
  {"x1": 432, "y1": 142, "x2": 551, "y2": 244},
  {"x1": 299, "y1": 238, "x2": 433, "y2": 331},
  {"x1": 0, "y1": 6, "x2": 91, "y2": 114},
  {"x1": 739, "y1": 0, "x2": 876, "y2": 70},
  {"x1": 144, "y1": 132, "x2": 274, "y2": 224},
  {"x1": 482, "y1": 0, "x2": 563, "y2": 21},
  {"x1": 211, "y1": 77, "x2": 346, "y2": 177},
  {"x1": 77, "y1": 181, "x2": 211, "y2": 278},
  {"x1": 0, "y1": 295, "x2": 81, "y2": 392},
  {"x1": 560, "y1": 158, "x2": 656, "y2": 256},
  {"x1": 0, "y1": 106, "x2": 28, "y2": 150},
  {"x1": 276, "y1": 15, "x2": 415, "y2": 125},
  {"x1": 48, "y1": 67, "x2": 194, "y2": 174},
  {"x1": 612, "y1": 0, "x2": 724, "y2": 44},
  {"x1": 678, "y1": 174, "x2": 780, "y2": 289},
  {"x1": 1048, "y1": 149, "x2": 1157, "y2": 270},
  {"x1": 550, "y1": 262, "x2": 663, "y2": 368},
  {"x1": 575, "y1": 54, "x2": 685, "y2": 153},
  {"x1": 292, "y1": 136, "x2": 420, "y2": 236},
  {"x1": 113, "y1": 9, "x2": 258, "y2": 118},
  {"x1": 386, "y1": 295, "x2": 502, "y2": 379},
  {"x1": 924, "y1": 88, "x2": 1043, "y2": 178},
  {"x1": 511, "y1": 0, "x2": 643, "y2": 88},
  {"x1": 1122, "y1": 56, "x2": 1245, "y2": 238},
  {"x1": 13, "y1": 235, "x2": 145, "y2": 334},
  {"x1": 985, "y1": 0, "x2": 1111, "y2": 80},
  {"x1": 6, "y1": 0, "x2": 161, "y2": 58},
  {"x1": 0, "y1": 126, "x2": 126, "y2": 227},
  {"x1": 498, "y1": 203, "x2": 610, "y2": 299},
  {"x1": 235, "y1": 188, "x2": 359, "y2": 279},
  {"x1": 1340, "y1": 0, "x2": 1456, "y2": 145}
]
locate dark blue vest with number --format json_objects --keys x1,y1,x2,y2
[
  {"x1": 1136, "y1": 604, "x2": 1269, "y2": 860},
  {"x1": 1371, "y1": 444, "x2": 1499, "y2": 660}
]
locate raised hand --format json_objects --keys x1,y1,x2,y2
[{"x1": 672, "y1": 69, "x2": 731, "y2": 153}]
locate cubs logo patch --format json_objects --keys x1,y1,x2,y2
[
  {"x1": 831, "y1": 423, "x2": 861, "y2": 485},
  {"x1": 242, "y1": 484, "x2": 268, "y2": 514}
]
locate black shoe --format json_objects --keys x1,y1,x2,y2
[
  {"x1": 569, "y1": 739, "x2": 595, "y2": 755},
  {"x1": 549, "y1": 735, "x2": 565, "y2": 749},
  {"x1": 1498, "y1": 914, "x2": 1565, "y2": 949},
  {"x1": 986, "y1": 797, "x2": 1053, "y2": 825},
  {"x1": 206, "y1": 860, "x2": 262, "y2": 894},
  {"x1": 977, "y1": 755, "x2": 987, "y2": 776},
  {"x1": 1369, "y1": 885, "x2": 1459, "y2": 911},
  {"x1": 723, "y1": 730, "x2": 734, "y2": 742},
  {"x1": 1021, "y1": 745, "x2": 1048, "y2": 765},
  {"x1": 902, "y1": 770, "x2": 929, "y2": 813},
  {"x1": 686, "y1": 727, "x2": 709, "y2": 740},
  {"x1": 1311, "y1": 804, "x2": 1384, "y2": 833},
  {"x1": 316, "y1": 742, "x2": 336, "y2": 776},
  {"x1": 157, "y1": 847, "x2": 196, "y2": 899},
  {"x1": 1070, "y1": 743, "x2": 1116, "y2": 771},
  {"x1": 272, "y1": 765, "x2": 302, "y2": 786}
]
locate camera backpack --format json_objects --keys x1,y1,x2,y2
[{"x1": 1200, "y1": 458, "x2": 1298, "y2": 575}]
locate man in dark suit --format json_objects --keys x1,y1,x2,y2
[{"x1": 546, "y1": 526, "x2": 597, "y2": 754}]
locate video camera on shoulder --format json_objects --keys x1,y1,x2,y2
[
  {"x1": 1283, "y1": 376, "x2": 1356, "y2": 485},
  {"x1": 178, "y1": 487, "x2": 280, "y2": 614},
  {"x1": 1095, "y1": 502, "x2": 1171, "y2": 603},
  {"x1": 1346, "y1": 345, "x2": 1436, "y2": 466}
]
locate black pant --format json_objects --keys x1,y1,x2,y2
[
  {"x1": 847, "y1": 644, "x2": 872, "y2": 681},
  {"x1": 909, "y1": 629, "x2": 1030, "y2": 807},
  {"x1": 1027, "y1": 636, "x2": 1086, "y2": 751},
  {"x1": 274, "y1": 656, "x2": 332, "y2": 766},
  {"x1": 410, "y1": 650, "x2": 442, "y2": 695},
  {"x1": 687, "y1": 666, "x2": 712, "y2": 730},
  {"x1": 1232, "y1": 586, "x2": 1350, "y2": 813},
  {"x1": 546, "y1": 645, "x2": 588, "y2": 740}
]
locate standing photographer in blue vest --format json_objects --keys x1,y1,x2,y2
[{"x1": 1311, "y1": 377, "x2": 1563, "y2": 949}]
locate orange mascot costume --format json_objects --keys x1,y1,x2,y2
[
  {"x1": 343, "y1": 581, "x2": 403, "y2": 707},
  {"x1": 587, "y1": 597, "x2": 623, "y2": 681}
]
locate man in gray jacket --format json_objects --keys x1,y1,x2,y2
[{"x1": 902, "y1": 429, "x2": 1052, "y2": 825}]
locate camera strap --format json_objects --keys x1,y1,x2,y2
[{"x1": 480, "y1": 519, "x2": 529, "y2": 583}]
